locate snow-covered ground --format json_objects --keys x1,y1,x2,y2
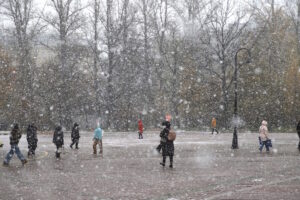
[{"x1": 0, "y1": 131, "x2": 300, "y2": 200}]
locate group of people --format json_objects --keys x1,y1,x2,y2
[
  {"x1": 1, "y1": 118, "x2": 300, "y2": 167},
  {"x1": 52, "y1": 123, "x2": 104, "y2": 158},
  {"x1": 2, "y1": 122, "x2": 104, "y2": 166},
  {"x1": 2, "y1": 123, "x2": 39, "y2": 166}
]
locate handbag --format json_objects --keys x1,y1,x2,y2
[
  {"x1": 266, "y1": 139, "x2": 272, "y2": 148},
  {"x1": 168, "y1": 130, "x2": 176, "y2": 141}
]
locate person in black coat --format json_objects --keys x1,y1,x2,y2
[
  {"x1": 27, "y1": 123, "x2": 38, "y2": 157},
  {"x1": 70, "y1": 123, "x2": 80, "y2": 149},
  {"x1": 297, "y1": 120, "x2": 300, "y2": 150},
  {"x1": 159, "y1": 121, "x2": 174, "y2": 168},
  {"x1": 156, "y1": 121, "x2": 168, "y2": 153},
  {"x1": 53, "y1": 126, "x2": 64, "y2": 158},
  {"x1": 3, "y1": 124, "x2": 27, "y2": 166}
]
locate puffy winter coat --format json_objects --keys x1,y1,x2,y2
[
  {"x1": 297, "y1": 121, "x2": 300, "y2": 134},
  {"x1": 211, "y1": 118, "x2": 216, "y2": 128},
  {"x1": 71, "y1": 125, "x2": 80, "y2": 140},
  {"x1": 160, "y1": 127, "x2": 169, "y2": 143},
  {"x1": 53, "y1": 127, "x2": 64, "y2": 147},
  {"x1": 94, "y1": 127, "x2": 102, "y2": 140},
  {"x1": 162, "y1": 131, "x2": 174, "y2": 156},
  {"x1": 10, "y1": 127, "x2": 22, "y2": 145},
  {"x1": 27, "y1": 124, "x2": 38, "y2": 147},
  {"x1": 138, "y1": 120, "x2": 143, "y2": 133},
  {"x1": 259, "y1": 120, "x2": 269, "y2": 142}
]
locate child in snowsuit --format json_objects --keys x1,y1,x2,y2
[
  {"x1": 93, "y1": 126, "x2": 103, "y2": 155},
  {"x1": 159, "y1": 121, "x2": 174, "y2": 168},
  {"x1": 3, "y1": 124, "x2": 27, "y2": 166},
  {"x1": 27, "y1": 123, "x2": 38, "y2": 157},
  {"x1": 138, "y1": 119, "x2": 144, "y2": 139},
  {"x1": 70, "y1": 123, "x2": 80, "y2": 149},
  {"x1": 53, "y1": 126, "x2": 64, "y2": 158}
]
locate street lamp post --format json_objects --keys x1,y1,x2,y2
[{"x1": 232, "y1": 48, "x2": 251, "y2": 149}]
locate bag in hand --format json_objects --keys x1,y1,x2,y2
[
  {"x1": 266, "y1": 139, "x2": 272, "y2": 148},
  {"x1": 168, "y1": 130, "x2": 176, "y2": 141},
  {"x1": 258, "y1": 137, "x2": 262, "y2": 145}
]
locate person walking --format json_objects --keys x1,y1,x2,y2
[
  {"x1": 26, "y1": 123, "x2": 38, "y2": 157},
  {"x1": 70, "y1": 123, "x2": 80, "y2": 149},
  {"x1": 93, "y1": 125, "x2": 103, "y2": 155},
  {"x1": 3, "y1": 124, "x2": 27, "y2": 166},
  {"x1": 159, "y1": 121, "x2": 175, "y2": 168},
  {"x1": 53, "y1": 126, "x2": 64, "y2": 158},
  {"x1": 297, "y1": 120, "x2": 300, "y2": 150},
  {"x1": 138, "y1": 119, "x2": 144, "y2": 139},
  {"x1": 156, "y1": 121, "x2": 168, "y2": 153},
  {"x1": 211, "y1": 117, "x2": 219, "y2": 134},
  {"x1": 259, "y1": 120, "x2": 270, "y2": 152}
]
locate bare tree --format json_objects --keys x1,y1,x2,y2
[
  {"x1": 1, "y1": 0, "x2": 43, "y2": 125},
  {"x1": 199, "y1": 0, "x2": 252, "y2": 127},
  {"x1": 89, "y1": 0, "x2": 102, "y2": 116},
  {"x1": 43, "y1": 0, "x2": 85, "y2": 128}
]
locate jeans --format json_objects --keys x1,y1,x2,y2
[
  {"x1": 4, "y1": 145, "x2": 25, "y2": 164},
  {"x1": 259, "y1": 141, "x2": 270, "y2": 152}
]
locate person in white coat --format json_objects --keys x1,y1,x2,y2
[{"x1": 259, "y1": 120, "x2": 270, "y2": 152}]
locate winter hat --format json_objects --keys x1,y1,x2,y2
[
  {"x1": 13, "y1": 123, "x2": 19, "y2": 130},
  {"x1": 261, "y1": 120, "x2": 268, "y2": 126},
  {"x1": 56, "y1": 126, "x2": 62, "y2": 131}
]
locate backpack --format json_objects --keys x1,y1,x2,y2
[
  {"x1": 168, "y1": 130, "x2": 176, "y2": 141},
  {"x1": 54, "y1": 131, "x2": 64, "y2": 146}
]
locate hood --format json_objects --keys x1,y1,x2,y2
[{"x1": 261, "y1": 120, "x2": 268, "y2": 126}]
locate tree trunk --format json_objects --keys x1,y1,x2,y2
[
  {"x1": 92, "y1": 0, "x2": 101, "y2": 116},
  {"x1": 106, "y1": 0, "x2": 113, "y2": 129}
]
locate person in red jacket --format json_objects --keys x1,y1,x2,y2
[{"x1": 138, "y1": 119, "x2": 144, "y2": 139}]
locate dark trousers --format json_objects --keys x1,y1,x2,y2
[
  {"x1": 212, "y1": 128, "x2": 219, "y2": 134},
  {"x1": 298, "y1": 132, "x2": 300, "y2": 150},
  {"x1": 162, "y1": 155, "x2": 173, "y2": 165},
  {"x1": 28, "y1": 144, "x2": 37, "y2": 156},
  {"x1": 138, "y1": 132, "x2": 143, "y2": 139},
  {"x1": 56, "y1": 146, "x2": 62, "y2": 158},
  {"x1": 93, "y1": 139, "x2": 103, "y2": 154},
  {"x1": 70, "y1": 139, "x2": 79, "y2": 148}
]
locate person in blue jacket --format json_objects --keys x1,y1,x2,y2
[{"x1": 93, "y1": 125, "x2": 103, "y2": 155}]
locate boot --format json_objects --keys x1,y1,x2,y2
[
  {"x1": 22, "y1": 159, "x2": 28, "y2": 165},
  {"x1": 160, "y1": 162, "x2": 165, "y2": 167},
  {"x1": 56, "y1": 152, "x2": 60, "y2": 158},
  {"x1": 3, "y1": 161, "x2": 8, "y2": 166},
  {"x1": 169, "y1": 164, "x2": 173, "y2": 168}
]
